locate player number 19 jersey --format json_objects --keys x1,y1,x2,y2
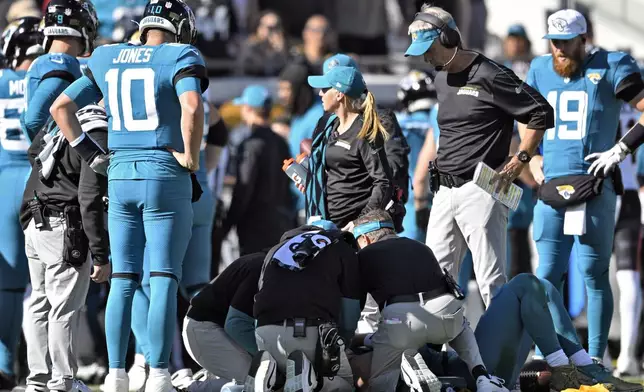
[{"x1": 526, "y1": 49, "x2": 640, "y2": 180}]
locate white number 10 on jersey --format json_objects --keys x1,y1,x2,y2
[
  {"x1": 106, "y1": 68, "x2": 159, "y2": 131},
  {"x1": 545, "y1": 90, "x2": 589, "y2": 141}
]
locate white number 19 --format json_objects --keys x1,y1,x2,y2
[
  {"x1": 545, "y1": 90, "x2": 589, "y2": 141},
  {"x1": 105, "y1": 68, "x2": 159, "y2": 131}
]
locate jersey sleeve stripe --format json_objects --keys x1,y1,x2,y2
[
  {"x1": 173, "y1": 65, "x2": 209, "y2": 93},
  {"x1": 41, "y1": 70, "x2": 77, "y2": 84}
]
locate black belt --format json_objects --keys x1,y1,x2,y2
[
  {"x1": 439, "y1": 172, "x2": 473, "y2": 188},
  {"x1": 385, "y1": 286, "x2": 450, "y2": 307},
  {"x1": 43, "y1": 205, "x2": 64, "y2": 218},
  {"x1": 257, "y1": 318, "x2": 327, "y2": 328}
]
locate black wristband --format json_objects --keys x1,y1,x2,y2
[
  {"x1": 73, "y1": 133, "x2": 105, "y2": 165},
  {"x1": 621, "y1": 122, "x2": 644, "y2": 152}
]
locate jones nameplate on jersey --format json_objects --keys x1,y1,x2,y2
[{"x1": 113, "y1": 48, "x2": 153, "y2": 64}]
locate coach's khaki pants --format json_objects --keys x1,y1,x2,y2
[
  {"x1": 24, "y1": 216, "x2": 90, "y2": 392},
  {"x1": 426, "y1": 181, "x2": 508, "y2": 306},
  {"x1": 369, "y1": 294, "x2": 469, "y2": 391},
  {"x1": 182, "y1": 317, "x2": 252, "y2": 384},
  {"x1": 255, "y1": 325, "x2": 354, "y2": 391}
]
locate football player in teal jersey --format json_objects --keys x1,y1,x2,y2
[
  {"x1": 522, "y1": 9, "x2": 644, "y2": 375},
  {"x1": 50, "y1": 0, "x2": 208, "y2": 391},
  {"x1": 21, "y1": 0, "x2": 97, "y2": 143},
  {"x1": 127, "y1": 90, "x2": 228, "y2": 391},
  {"x1": 0, "y1": 16, "x2": 43, "y2": 391}
]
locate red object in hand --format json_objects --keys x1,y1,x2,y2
[{"x1": 300, "y1": 138, "x2": 312, "y2": 155}]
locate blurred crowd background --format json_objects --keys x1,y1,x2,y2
[
  {"x1": 4, "y1": 0, "x2": 639, "y2": 107},
  {"x1": 0, "y1": 0, "x2": 522, "y2": 79}
]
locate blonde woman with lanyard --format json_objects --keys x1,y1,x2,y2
[{"x1": 305, "y1": 65, "x2": 394, "y2": 235}]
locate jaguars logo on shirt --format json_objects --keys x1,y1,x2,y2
[{"x1": 587, "y1": 72, "x2": 602, "y2": 85}]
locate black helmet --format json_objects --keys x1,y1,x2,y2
[
  {"x1": 41, "y1": 0, "x2": 99, "y2": 56},
  {"x1": 139, "y1": 0, "x2": 197, "y2": 45},
  {"x1": 1, "y1": 17, "x2": 43, "y2": 69},
  {"x1": 397, "y1": 70, "x2": 437, "y2": 112}
]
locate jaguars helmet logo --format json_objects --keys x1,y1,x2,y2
[{"x1": 556, "y1": 185, "x2": 575, "y2": 200}]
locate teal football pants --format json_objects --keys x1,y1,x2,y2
[
  {"x1": 105, "y1": 176, "x2": 193, "y2": 369},
  {"x1": 130, "y1": 180, "x2": 214, "y2": 363},
  {"x1": 0, "y1": 164, "x2": 30, "y2": 376},
  {"x1": 533, "y1": 184, "x2": 616, "y2": 358}
]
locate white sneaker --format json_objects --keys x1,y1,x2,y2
[
  {"x1": 70, "y1": 380, "x2": 92, "y2": 392},
  {"x1": 145, "y1": 369, "x2": 176, "y2": 392},
  {"x1": 77, "y1": 362, "x2": 104, "y2": 383},
  {"x1": 170, "y1": 369, "x2": 193, "y2": 390},
  {"x1": 284, "y1": 350, "x2": 316, "y2": 392},
  {"x1": 245, "y1": 351, "x2": 282, "y2": 392},
  {"x1": 615, "y1": 357, "x2": 641, "y2": 378},
  {"x1": 128, "y1": 356, "x2": 148, "y2": 392},
  {"x1": 476, "y1": 375, "x2": 509, "y2": 392},
  {"x1": 103, "y1": 370, "x2": 129, "y2": 392},
  {"x1": 400, "y1": 349, "x2": 441, "y2": 392}
]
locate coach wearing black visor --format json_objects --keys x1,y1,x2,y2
[
  {"x1": 405, "y1": 4, "x2": 553, "y2": 307},
  {"x1": 304, "y1": 65, "x2": 394, "y2": 232}
]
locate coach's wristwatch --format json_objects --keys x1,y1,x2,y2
[{"x1": 516, "y1": 150, "x2": 532, "y2": 163}]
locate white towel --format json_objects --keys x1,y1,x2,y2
[{"x1": 37, "y1": 129, "x2": 66, "y2": 180}]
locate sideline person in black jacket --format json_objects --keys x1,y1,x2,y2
[
  {"x1": 19, "y1": 105, "x2": 110, "y2": 392},
  {"x1": 317, "y1": 53, "x2": 410, "y2": 203},
  {"x1": 20, "y1": 104, "x2": 109, "y2": 278},
  {"x1": 217, "y1": 85, "x2": 295, "y2": 255},
  {"x1": 304, "y1": 64, "x2": 394, "y2": 231}
]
